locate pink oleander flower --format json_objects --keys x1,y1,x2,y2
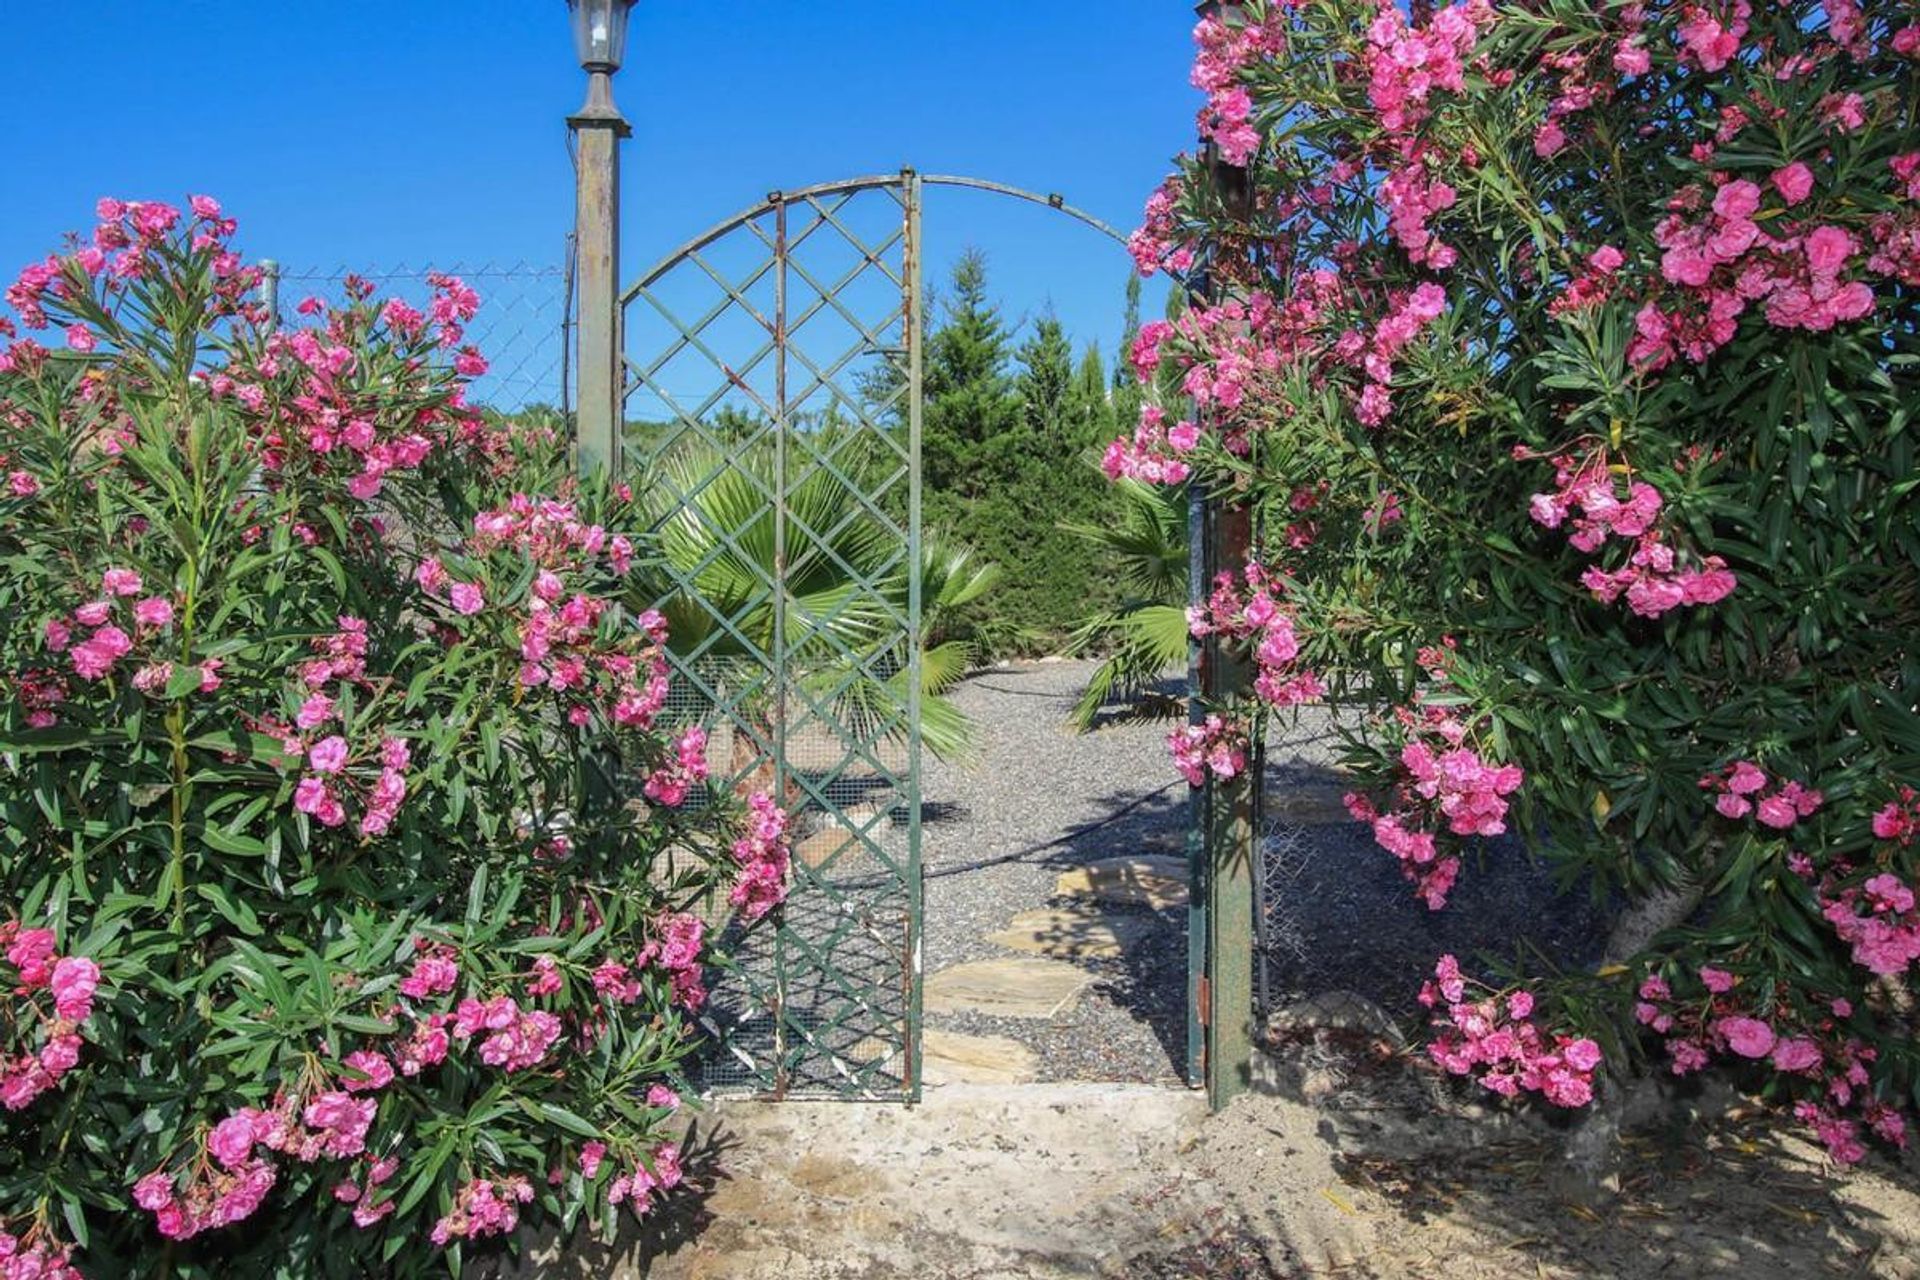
[
  {"x1": 340, "y1": 1049, "x2": 394, "y2": 1093},
  {"x1": 1717, "y1": 1016, "x2": 1776, "y2": 1059},
  {"x1": 1420, "y1": 956, "x2": 1600, "y2": 1108},
  {"x1": 1772, "y1": 162, "x2": 1816, "y2": 205},
  {"x1": 448, "y1": 581, "x2": 485, "y2": 615},
  {"x1": 429, "y1": 1175, "x2": 534, "y2": 1247},
  {"x1": 207, "y1": 1115, "x2": 257, "y2": 1169},
  {"x1": 400, "y1": 944, "x2": 459, "y2": 999},
  {"x1": 1697, "y1": 965, "x2": 1734, "y2": 993},
  {"x1": 69, "y1": 625, "x2": 132, "y2": 681},
  {"x1": 1772, "y1": 1037, "x2": 1823, "y2": 1072},
  {"x1": 102, "y1": 568, "x2": 143, "y2": 597},
  {"x1": 48, "y1": 955, "x2": 99, "y2": 1021},
  {"x1": 526, "y1": 954, "x2": 562, "y2": 997},
  {"x1": 307, "y1": 735, "x2": 349, "y2": 775},
  {"x1": 133, "y1": 596, "x2": 174, "y2": 628}
]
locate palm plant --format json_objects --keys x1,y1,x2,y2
[
  {"x1": 637, "y1": 434, "x2": 997, "y2": 763},
  {"x1": 1062, "y1": 472, "x2": 1190, "y2": 730}
]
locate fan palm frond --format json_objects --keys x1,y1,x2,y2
[
  {"x1": 1066, "y1": 603, "x2": 1190, "y2": 731},
  {"x1": 640, "y1": 440, "x2": 997, "y2": 762}
]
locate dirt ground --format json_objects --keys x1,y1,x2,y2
[{"x1": 509, "y1": 1029, "x2": 1920, "y2": 1279}]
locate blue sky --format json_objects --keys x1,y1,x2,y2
[{"x1": 0, "y1": 2, "x2": 1199, "y2": 401}]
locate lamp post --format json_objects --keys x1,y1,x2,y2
[{"x1": 566, "y1": 0, "x2": 637, "y2": 478}]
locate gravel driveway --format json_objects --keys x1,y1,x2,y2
[
  {"x1": 921, "y1": 658, "x2": 1606, "y2": 1083},
  {"x1": 921, "y1": 659, "x2": 1192, "y2": 1083}
]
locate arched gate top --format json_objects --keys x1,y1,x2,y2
[{"x1": 622, "y1": 170, "x2": 1127, "y2": 303}]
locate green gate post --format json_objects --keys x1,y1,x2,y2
[
  {"x1": 566, "y1": 0, "x2": 635, "y2": 478},
  {"x1": 1195, "y1": 0, "x2": 1259, "y2": 1113},
  {"x1": 903, "y1": 169, "x2": 927, "y2": 1102}
]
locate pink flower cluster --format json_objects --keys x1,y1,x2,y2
[
  {"x1": 1547, "y1": 245, "x2": 1627, "y2": 317},
  {"x1": 1820, "y1": 872, "x2": 1920, "y2": 977},
  {"x1": 137, "y1": 1090, "x2": 377, "y2": 1241},
  {"x1": 1871, "y1": 787, "x2": 1920, "y2": 846},
  {"x1": 429, "y1": 1175, "x2": 534, "y2": 1247},
  {"x1": 729, "y1": 793, "x2": 792, "y2": 922},
  {"x1": 330, "y1": 1155, "x2": 401, "y2": 1230},
  {"x1": 1344, "y1": 791, "x2": 1459, "y2": 910},
  {"x1": 279, "y1": 619, "x2": 412, "y2": 836},
  {"x1": 1697, "y1": 760, "x2": 1822, "y2": 828},
  {"x1": 453, "y1": 995, "x2": 563, "y2": 1072},
  {"x1": 1420, "y1": 956, "x2": 1602, "y2": 1107},
  {"x1": 132, "y1": 898, "x2": 708, "y2": 1246},
  {"x1": 1102, "y1": 403, "x2": 1195, "y2": 486},
  {"x1": 1676, "y1": 0, "x2": 1750, "y2": 72},
  {"x1": 1191, "y1": 7, "x2": 1285, "y2": 166},
  {"x1": 8, "y1": 666, "x2": 68, "y2": 729},
  {"x1": 398, "y1": 939, "x2": 460, "y2": 1000},
  {"x1": 224, "y1": 272, "x2": 486, "y2": 500},
  {"x1": 641, "y1": 913, "x2": 710, "y2": 1011},
  {"x1": 1106, "y1": 275, "x2": 1351, "y2": 479},
  {"x1": 1631, "y1": 177, "x2": 1877, "y2": 372},
  {"x1": 0, "y1": 1230, "x2": 84, "y2": 1280},
  {"x1": 1530, "y1": 23, "x2": 1640, "y2": 160},
  {"x1": 6, "y1": 197, "x2": 251, "y2": 335},
  {"x1": 1128, "y1": 176, "x2": 1192, "y2": 279},
  {"x1": 1170, "y1": 714, "x2": 1248, "y2": 788},
  {"x1": 40, "y1": 568, "x2": 220, "y2": 707},
  {"x1": 1869, "y1": 155, "x2": 1920, "y2": 286},
  {"x1": 1186, "y1": 564, "x2": 1322, "y2": 709},
  {"x1": 644, "y1": 727, "x2": 711, "y2": 808},
  {"x1": 468, "y1": 493, "x2": 635, "y2": 576},
  {"x1": 466, "y1": 496, "x2": 663, "y2": 731},
  {"x1": 1636, "y1": 969, "x2": 1903, "y2": 1164},
  {"x1": 1344, "y1": 691, "x2": 1523, "y2": 910},
  {"x1": 1375, "y1": 157, "x2": 1461, "y2": 271},
  {"x1": 1529, "y1": 458, "x2": 1735, "y2": 616},
  {"x1": 0, "y1": 924, "x2": 100, "y2": 1111},
  {"x1": 1400, "y1": 733, "x2": 1524, "y2": 838},
  {"x1": 606, "y1": 1143, "x2": 685, "y2": 1217},
  {"x1": 1341, "y1": 281, "x2": 1447, "y2": 426},
  {"x1": 1364, "y1": 2, "x2": 1488, "y2": 136}
]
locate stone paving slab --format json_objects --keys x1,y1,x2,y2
[
  {"x1": 923, "y1": 957, "x2": 1089, "y2": 1019},
  {"x1": 1054, "y1": 855, "x2": 1188, "y2": 910},
  {"x1": 985, "y1": 906, "x2": 1162, "y2": 960},
  {"x1": 921, "y1": 1029, "x2": 1038, "y2": 1085}
]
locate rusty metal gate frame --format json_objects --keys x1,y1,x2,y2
[{"x1": 621, "y1": 169, "x2": 1135, "y2": 1101}]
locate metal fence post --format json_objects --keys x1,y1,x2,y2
[
  {"x1": 257, "y1": 259, "x2": 280, "y2": 331},
  {"x1": 1195, "y1": 0, "x2": 1258, "y2": 1113}
]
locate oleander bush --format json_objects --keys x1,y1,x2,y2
[
  {"x1": 0, "y1": 198, "x2": 789, "y2": 1276},
  {"x1": 1122, "y1": 0, "x2": 1920, "y2": 1179}
]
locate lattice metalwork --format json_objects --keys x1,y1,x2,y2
[{"x1": 623, "y1": 174, "x2": 925, "y2": 1100}]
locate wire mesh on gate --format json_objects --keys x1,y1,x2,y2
[{"x1": 267, "y1": 263, "x2": 571, "y2": 413}]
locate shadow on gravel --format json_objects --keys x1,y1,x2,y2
[
  {"x1": 1025, "y1": 787, "x2": 1191, "y2": 1078},
  {"x1": 1333, "y1": 1113, "x2": 1907, "y2": 1278}
]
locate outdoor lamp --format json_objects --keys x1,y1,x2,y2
[{"x1": 568, "y1": 0, "x2": 637, "y2": 72}]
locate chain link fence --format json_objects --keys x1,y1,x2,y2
[
  {"x1": 265, "y1": 260, "x2": 573, "y2": 414},
  {"x1": 1253, "y1": 712, "x2": 1609, "y2": 1031}
]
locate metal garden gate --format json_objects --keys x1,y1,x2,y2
[{"x1": 620, "y1": 170, "x2": 1133, "y2": 1100}]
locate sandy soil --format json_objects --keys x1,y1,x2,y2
[{"x1": 504, "y1": 1028, "x2": 1920, "y2": 1279}]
